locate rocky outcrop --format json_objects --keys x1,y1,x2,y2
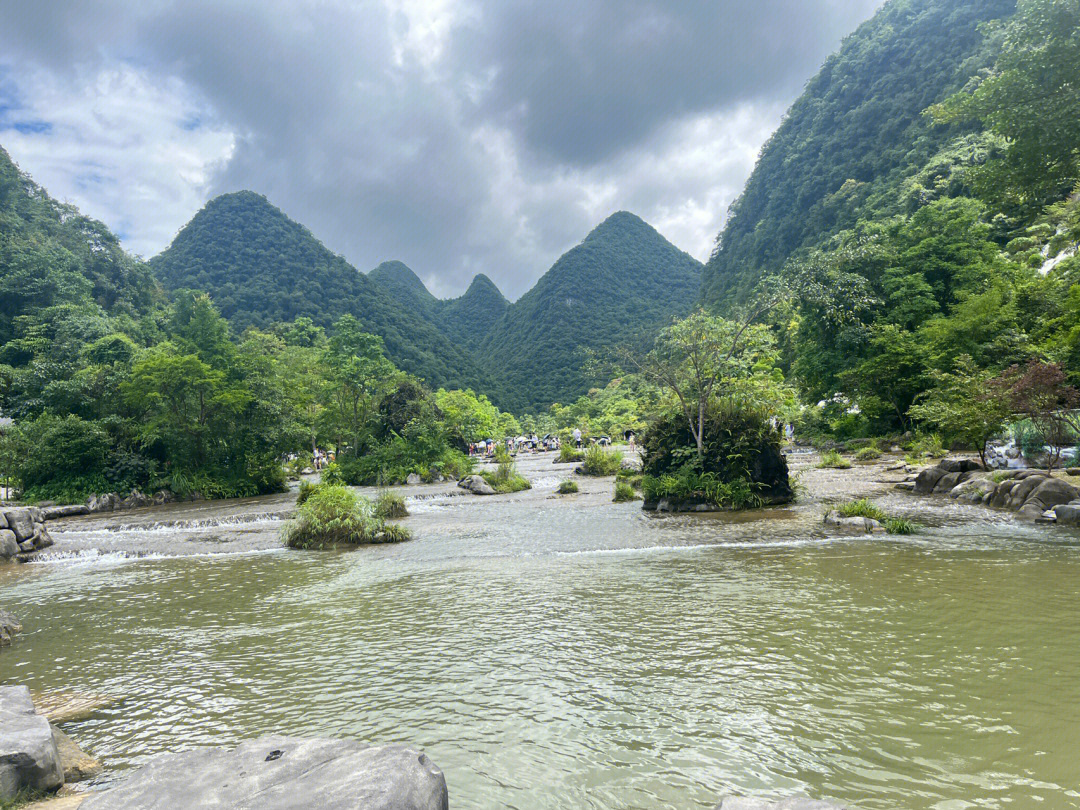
[
  {"x1": 717, "y1": 799, "x2": 845, "y2": 809},
  {"x1": 40, "y1": 505, "x2": 89, "y2": 520},
  {"x1": 85, "y1": 489, "x2": 174, "y2": 513},
  {"x1": 905, "y1": 460, "x2": 1080, "y2": 523},
  {"x1": 1, "y1": 507, "x2": 53, "y2": 559},
  {"x1": 80, "y1": 737, "x2": 448, "y2": 810},
  {"x1": 619, "y1": 456, "x2": 643, "y2": 473},
  {"x1": 0, "y1": 610, "x2": 21, "y2": 647},
  {"x1": 0, "y1": 686, "x2": 64, "y2": 800},
  {"x1": 458, "y1": 475, "x2": 496, "y2": 496}
]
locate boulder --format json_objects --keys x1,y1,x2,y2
[
  {"x1": 1018, "y1": 477, "x2": 1080, "y2": 520},
  {"x1": 1006, "y1": 474, "x2": 1050, "y2": 510},
  {"x1": 4, "y1": 509, "x2": 36, "y2": 542},
  {"x1": 913, "y1": 466, "x2": 947, "y2": 495},
  {"x1": 457, "y1": 475, "x2": 496, "y2": 496},
  {"x1": 1053, "y1": 503, "x2": 1080, "y2": 526},
  {"x1": 717, "y1": 799, "x2": 845, "y2": 809},
  {"x1": 405, "y1": 474, "x2": 423, "y2": 485},
  {"x1": 40, "y1": 505, "x2": 89, "y2": 520},
  {"x1": 948, "y1": 475, "x2": 994, "y2": 503},
  {"x1": 932, "y1": 471, "x2": 966, "y2": 494},
  {"x1": 938, "y1": 457, "x2": 984, "y2": 474},
  {"x1": 119, "y1": 491, "x2": 150, "y2": 510},
  {"x1": 823, "y1": 512, "x2": 885, "y2": 534},
  {"x1": 50, "y1": 726, "x2": 101, "y2": 783},
  {"x1": 0, "y1": 610, "x2": 21, "y2": 646},
  {"x1": 619, "y1": 457, "x2": 643, "y2": 473},
  {"x1": 0, "y1": 685, "x2": 64, "y2": 800},
  {"x1": 152, "y1": 490, "x2": 174, "y2": 506},
  {"x1": 0, "y1": 530, "x2": 17, "y2": 560},
  {"x1": 80, "y1": 738, "x2": 447, "y2": 810},
  {"x1": 0, "y1": 512, "x2": 6, "y2": 529}
]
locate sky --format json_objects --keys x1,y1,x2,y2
[{"x1": 0, "y1": 0, "x2": 883, "y2": 299}]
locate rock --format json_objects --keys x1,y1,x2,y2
[
  {"x1": 0, "y1": 530, "x2": 17, "y2": 560},
  {"x1": 894, "y1": 481, "x2": 915, "y2": 491},
  {"x1": 932, "y1": 471, "x2": 966, "y2": 494},
  {"x1": 40, "y1": 505, "x2": 89, "y2": 520},
  {"x1": 458, "y1": 475, "x2": 496, "y2": 496},
  {"x1": 0, "y1": 610, "x2": 21, "y2": 647},
  {"x1": 34, "y1": 527, "x2": 54, "y2": 550},
  {"x1": 717, "y1": 798, "x2": 845, "y2": 809},
  {"x1": 1017, "y1": 477, "x2": 1080, "y2": 521},
  {"x1": 24, "y1": 793, "x2": 90, "y2": 810},
  {"x1": 405, "y1": 473, "x2": 423, "y2": 485},
  {"x1": 80, "y1": 738, "x2": 448, "y2": 810},
  {"x1": 33, "y1": 693, "x2": 123, "y2": 725},
  {"x1": 619, "y1": 457, "x2": 642, "y2": 472},
  {"x1": 1053, "y1": 503, "x2": 1080, "y2": 525},
  {"x1": 913, "y1": 466, "x2": 947, "y2": 495},
  {"x1": 50, "y1": 726, "x2": 100, "y2": 783},
  {"x1": 0, "y1": 685, "x2": 65, "y2": 800},
  {"x1": 4, "y1": 509, "x2": 36, "y2": 542},
  {"x1": 823, "y1": 511, "x2": 885, "y2": 534},
  {"x1": 0, "y1": 512, "x2": 6, "y2": 529},
  {"x1": 948, "y1": 475, "x2": 994, "y2": 503},
  {"x1": 119, "y1": 490, "x2": 150, "y2": 510},
  {"x1": 939, "y1": 457, "x2": 984, "y2": 474},
  {"x1": 19, "y1": 540, "x2": 35, "y2": 553},
  {"x1": 1006, "y1": 474, "x2": 1049, "y2": 510},
  {"x1": 152, "y1": 490, "x2": 174, "y2": 506}
]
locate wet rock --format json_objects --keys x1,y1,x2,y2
[
  {"x1": 119, "y1": 491, "x2": 150, "y2": 510},
  {"x1": 0, "y1": 685, "x2": 65, "y2": 801},
  {"x1": 894, "y1": 481, "x2": 915, "y2": 492},
  {"x1": 948, "y1": 475, "x2": 994, "y2": 503},
  {"x1": 152, "y1": 490, "x2": 174, "y2": 506},
  {"x1": 932, "y1": 471, "x2": 968, "y2": 494},
  {"x1": 619, "y1": 457, "x2": 642, "y2": 472},
  {"x1": 0, "y1": 610, "x2": 21, "y2": 646},
  {"x1": 938, "y1": 457, "x2": 984, "y2": 474},
  {"x1": 823, "y1": 511, "x2": 885, "y2": 534},
  {"x1": 913, "y1": 466, "x2": 946, "y2": 495},
  {"x1": 4, "y1": 509, "x2": 36, "y2": 542},
  {"x1": 717, "y1": 798, "x2": 845, "y2": 809},
  {"x1": 50, "y1": 726, "x2": 101, "y2": 783},
  {"x1": 405, "y1": 473, "x2": 423, "y2": 485},
  {"x1": 1006, "y1": 474, "x2": 1050, "y2": 510},
  {"x1": 1053, "y1": 503, "x2": 1080, "y2": 525},
  {"x1": 1016, "y1": 477, "x2": 1080, "y2": 521},
  {"x1": 40, "y1": 505, "x2": 89, "y2": 520},
  {"x1": 458, "y1": 475, "x2": 496, "y2": 496},
  {"x1": 80, "y1": 738, "x2": 448, "y2": 810},
  {"x1": 0, "y1": 530, "x2": 17, "y2": 560}
]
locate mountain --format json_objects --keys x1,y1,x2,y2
[
  {"x1": 150, "y1": 191, "x2": 488, "y2": 391},
  {"x1": 479, "y1": 211, "x2": 703, "y2": 412},
  {"x1": 369, "y1": 265, "x2": 509, "y2": 352},
  {"x1": 702, "y1": 0, "x2": 1017, "y2": 309}
]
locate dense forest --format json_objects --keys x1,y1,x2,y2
[
  {"x1": 479, "y1": 212, "x2": 703, "y2": 412},
  {"x1": 151, "y1": 192, "x2": 490, "y2": 392},
  {"x1": 702, "y1": 0, "x2": 1080, "y2": 442}
]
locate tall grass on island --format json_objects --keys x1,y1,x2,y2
[
  {"x1": 480, "y1": 462, "x2": 531, "y2": 494},
  {"x1": 284, "y1": 484, "x2": 412, "y2": 549},
  {"x1": 578, "y1": 445, "x2": 623, "y2": 476},
  {"x1": 830, "y1": 499, "x2": 919, "y2": 535},
  {"x1": 817, "y1": 449, "x2": 852, "y2": 469}
]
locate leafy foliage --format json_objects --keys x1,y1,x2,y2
[
  {"x1": 579, "y1": 446, "x2": 623, "y2": 477},
  {"x1": 817, "y1": 449, "x2": 852, "y2": 469},
  {"x1": 479, "y1": 462, "x2": 531, "y2": 493},
  {"x1": 557, "y1": 480, "x2": 579, "y2": 494},
  {"x1": 375, "y1": 491, "x2": 409, "y2": 520},
  {"x1": 283, "y1": 484, "x2": 411, "y2": 549},
  {"x1": 613, "y1": 481, "x2": 638, "y2": 502}
]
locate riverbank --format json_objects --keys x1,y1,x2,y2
[{"x1": 2, "y1": 450, "x2": 1079, "y2": 809}]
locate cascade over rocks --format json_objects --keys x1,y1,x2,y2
[{"x1": 80, "y1": 737, "x2": 448, "y2": 810}]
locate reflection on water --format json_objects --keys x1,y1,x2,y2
[{"x1": 2, "y1": 456, "x2": 1080, "y2": 809}]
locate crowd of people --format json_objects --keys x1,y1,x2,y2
[{"x1": 467, "y1": 428, "x2": 636, "y2": 458}]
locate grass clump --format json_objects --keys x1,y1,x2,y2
[
  {"x1": 480, "y1": 462, "x2": 532, "y2": 494},
  {"x1": 835, "y1": 498, "x2": 888, "y2": 522},
  {"x1": 855, "y1": 446, "x2": 882, "y2": 461},
  {"x1": 557, "y1": 444, "x2": 586, "y2": 463},
  {"x1": 641, "y1": 471, "x2": 763, "y2": 509},
  {"x1": 817, "y1": 449, "x2": 852, "y2": 469},
  {"x1": 284, "y1": 484, "x2": 412, "y2": 549},
  {"x1": 375, "y1": 490, "x2": 409, "y2": 519},
  {"x1": 557, "y1": 480, "x2": 579, "y2": 494},
  {"x1": 579, "y1": 446, "x2": 623, "y2": 476},
  {"x1": 914, "y1": 433, "x2": 946, "y2": 459},
  {"x1": 884, "y1": 517, "x2": 918, "y2": 535},
  {"x1": 613, "y1": 481, "x2": 638, "y2": 502},
  {"x1": 989, "y1": 470, "x2": 1013, "y2": 483},
  {"x1": 493, "y1": 444, "x2": 513, "y2": 464}
]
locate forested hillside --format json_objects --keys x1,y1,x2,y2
[
  {"x1": 151, "y1": 192, "x2": 489, "y2": 391},
  {"x1": 703, "y1": 0, "x2": 1080, "y2": 440},
  {"x1": 480, "y1": 211, "x2": 703, "y2": 412},
  {"x1": 703, "y1": 0, "x2": 1017, "y2": 307},
  {"x1": 368, "y1": 262, "x2": 509, "y2": 351}
]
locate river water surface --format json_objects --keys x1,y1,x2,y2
[{"x1": 1, "y1": 454, "x2": 1079, "y2": 809}]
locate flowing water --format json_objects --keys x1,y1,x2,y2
[{"x1": 1, "y1": 455, "x2": 1079, "y2": 809}]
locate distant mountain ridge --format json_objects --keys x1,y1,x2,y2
[{"x1": 150, "y1": 191, "x2": 489, "y2": 391}]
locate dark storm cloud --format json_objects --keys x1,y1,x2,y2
[{"x1": 0, "y1": 0, "x2": 882, "y2": 298}]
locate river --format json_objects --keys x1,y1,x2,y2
[{"x1": 1, "y1": 454, "x2": 1078, "y2": 809}]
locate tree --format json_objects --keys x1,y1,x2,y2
[
  {"x1": 909, "y1": 354, "x2": 1012, "y2": 465},
  {"x1": 929, "y1": 0, "x2": 1080, "y2": 214},
  {"x1": 994, "y1": 358, "x2": 1080, "y2": 471}
]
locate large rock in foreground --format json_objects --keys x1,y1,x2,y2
[
  {"x1": 0, "y1": 686, "x2": 64, "y2": 800},
  {"x1": 81, "y1": 737, "x2": 447, "y2": 810}
]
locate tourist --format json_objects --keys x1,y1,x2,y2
[
  {"x1": 625, "y1": 429, "x2": 636, "y2": 453},
  {"x1": 573, "y1": 427, "x2": 582, "y2": 449}
]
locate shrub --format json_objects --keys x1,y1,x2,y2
[
  {"x1": 914, "y1": 433, "x2": 946, "y2": 459},
  {"x1": 579, "y1": 446, "x2": 622, "y2": 476},
  {"x1": 855, "y1": 446, "x2": 882, "y2": 461},
  {"x1": 884, "y1": 517, "x2": 918, "y2": 535},
  {"x1": 284, "y1": 454, "x2": 310, "y2": 480},
  {"x1": 375, "y1": 491, "x2": 409, "y2": 519},
  {"x1": 321, "y1": 462, "x2": 344, "y2": 485},
  {"x1": 480, "y1": 462, "x2": 531, "y2": 494},
  {"x1": 641, "y1": 471, "x2": 763, "y2": 509},
  {"x1": 557, "y1": 480, "x2": 579, "y2": 494},
  {"x1": 297, "y1": 480, "x2": 319, "y2": 505},
  {"x1": 284, "y1": 485, "x2": 411, "y2": 549},
  {"x1": 817, "y1": 449, "x2": 852, "y2": 469},
  {"x1": 613, "y1": 481, "x2": 638, "y2": 502},
  {"x1": 835, "y1": 499, "x2": 888, "y2": 522},
  {"x1": 557, "y1": 444, "x2": 585, "y2": 463},
  {"x1": 493, "y1": 444, "x2": 512, "y2": 464}
]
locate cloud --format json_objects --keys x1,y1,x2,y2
[{"x1": 0, "y1": 0, "x2": 883, "y2": 298}]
